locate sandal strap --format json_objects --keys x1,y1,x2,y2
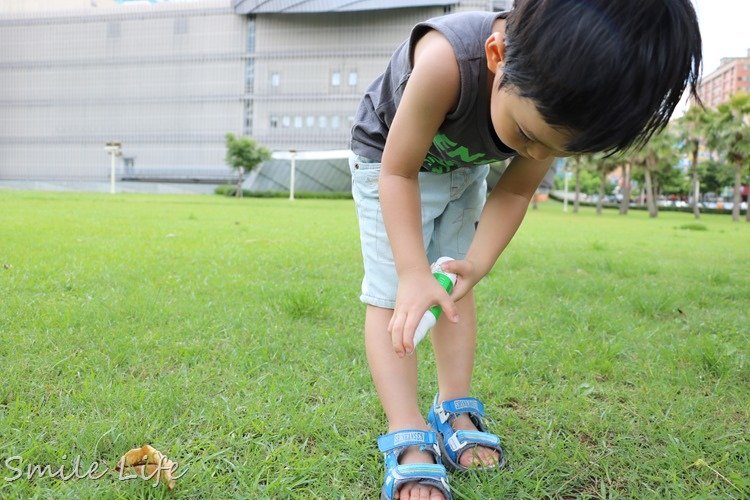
[
  {"x1": 434, "y1": 397, "x2": 485, "y2": 426},
  {"x1": 445, "y1": 430, "x2": 501, "y2": 453},
  {"x1": 382, "y1": 464, "x2": 452, "y2": 500},
  {"x1": 377, "y1": 429, "x2": 437, "y2": 453},
  {"x1": 428, "y1": 394, "x2": 506, "y2": 471},
  {"x1": 441, "y1": 397, "x2": 485, "y2": 417},
  {"x1": 379, "y1": 430, "x2": 453, "y2": 500}
]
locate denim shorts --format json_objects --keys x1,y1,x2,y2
[{"x1": 349, "y1": 151, "x2": 489, "y2": 309}]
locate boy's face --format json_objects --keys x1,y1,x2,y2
[
  {"x1": 489, "y1": 82, "x2": 574, "y2": 160},
  {"x1": 485, "y1": 29, "x2": 574, "y2": 160}
]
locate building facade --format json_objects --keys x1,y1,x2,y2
[
  {"x1": 697, "y1": 49, "x2": 750, "y2": 108},
  {"x1": 1, "y1": 0, "x2": 245, "y2": 181},
  {"x1": 1, "y1": 0, "x2": 513, "y2": 183}
]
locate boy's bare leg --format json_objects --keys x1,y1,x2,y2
[
  {"x1": 430, "y1": 290, "x2": 500, "y2": 467},
  {"x1": 365, "y1": 305, "x2": 445, "y2": 500}
]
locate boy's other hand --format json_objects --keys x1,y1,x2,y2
[
  {"x1": 388, "y1": 270, "x2": 459, "y2": 357},
  {"x1": 439, "y1": 259, "x2": 482, "y2": 303}
]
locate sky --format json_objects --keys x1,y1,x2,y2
[
  {"x1": 693, "y1": 0, "x2": 750, "y2": 74},
  {"x1": 674, "y1": 0, "x2": 750, "y2": 114}
]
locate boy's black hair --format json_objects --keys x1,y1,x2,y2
[{"x1": 501, "y1": 0, "x2": 703, "y2": 154}]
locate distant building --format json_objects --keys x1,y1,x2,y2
[
  {"x1": 0, "y1": 0, "x2": 513, "y2": 184},
  {"x1": 697, "y1": 48, "x2": 750, "y2": 108}
]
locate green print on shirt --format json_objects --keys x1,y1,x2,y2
[{"x1": 423, "y1": 133, "x2": 500, "y2": 174}]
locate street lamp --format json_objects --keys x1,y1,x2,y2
[
  {"x1": 289, "y1": 149, "x2": 296, "y2": 201},
  {"x1": 104, "y1": 142, "x2": 122, "y2": 194},
  {"x1": 563, "y1": 163, "x2": 571, "y2": 212}
]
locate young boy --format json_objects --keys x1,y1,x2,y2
[{"x1": 349, "y1": 1, "x2": 702, "y2": 499}]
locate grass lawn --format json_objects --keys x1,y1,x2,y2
[{"x1": 0, "y1": 190, "x2": 748, "y2": 499}]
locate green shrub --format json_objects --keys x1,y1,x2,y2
[
  {"x1": 214, "y1": 185, "x2": 352, "y2": 200},
  {"x1": 678, "y1": 223, "x2": 708, "y2": 231}
]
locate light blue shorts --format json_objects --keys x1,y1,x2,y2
[{"x1": 349, "y1": 152, "x2": 489, "y2": 309}]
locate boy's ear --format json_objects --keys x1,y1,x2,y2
[{"x1": 484, "y1": 32, "x2": 505, "y2": 72}]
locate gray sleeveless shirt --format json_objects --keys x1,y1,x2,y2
[{"x1": 350, "y1": 10, "x2": 517, "y2": 174}]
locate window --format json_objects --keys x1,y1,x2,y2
[
  {"x1": 282, "y1": 116, "x2": 291, "y2": 127},
  {"x1": 331, "y1": 115, "x2": 340, "y2": 129},
  {"x1": 246, "y1": 18, "x2": 256, "y2": 54},
  {"x1": 306, "y1": 116, "x2": 315, "y2": 127},
  {"x1": 107, "y1": 21, "x2": 120, "y2": 38},
  {"x1": 244, "y1": 100, "x2": 253, "y2": 135},
  {"x1": 270, "y1": 116, "x2": 279, "y2": 128},
  {"x1": 348, "y1": 71, "x2": 358, "y2": 86},
  {"x1": 271, "y1": 73, "x2": 280, "y2": 87},
  {"x1": 294, "y1": 116, "x2": 303, "y2": 128},
  {"x1": 174, "y1": 18, "x2": 189, "y2": 35},
  {"x1": 331, "y1": 71, "x2": 341, "y2": 86},
  {"x1": 491, "y1": 0, "x2": 513, "y2": 11},
  {"x1": 318, "y1": 116, "x2": 328, "y2": 128}
]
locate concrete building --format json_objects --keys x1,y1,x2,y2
[
  {"x1": 697, "y1": 49, "x2": 750, "y2": 108},
  {"x1": 1, "y1": 0, "x2": 245, "y2": 182},
  {"x1": 1, "y1": 0, "x2": 513, "y2": 187}
]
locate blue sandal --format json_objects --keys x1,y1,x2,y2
[
  {"x1": 427, "y1": 395, "x2": 506, "y2": 472},
  {"x1": 377, "y1": 429, "x2": 453, "y2": 500}
]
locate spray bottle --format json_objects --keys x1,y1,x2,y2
[{"x1": 412, "y1": 256, "x2": 458, "y2": 349}]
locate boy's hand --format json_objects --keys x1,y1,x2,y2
[
  {"x1": 439, "y1": 259, "x2": 484, "y2": 303},
  {"x1": 388, "y1": 270, "x2": 459, "y2": 357}
]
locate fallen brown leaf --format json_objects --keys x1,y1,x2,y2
[{"x1": 115, "y1": 444, "x2": 176, "y2": 490}]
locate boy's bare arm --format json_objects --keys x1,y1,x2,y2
[
  {"x1": 379, "y1": 30, "x2": 461, "y2": 355},
  {"x1": 445, "y1": 155, "x2": 554, "y2": 301}
]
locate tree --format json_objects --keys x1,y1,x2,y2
[
  {"x1": 224, "y1": 133, "x2": 271, "y2": 198},
  {"x1": 701, "y1": 159, "x2": 734, "y2": 196},
  {"x1": 676, "y1": 105, "x2": 710, "y2": 219},
  {"x1": 554, "y1": 165, "x2": 601, "y2": 196},
  {"x1": 618, "y1": 161, "x2": 632, "y2": 215},
  {"x1": 656, "y1": 159, "x2": 690, "y2": 197},
  {"x1": 630, "y1": 127, "x2": 679, "y2": 218},
  {"x1": 704, "y1": 93, "x2": 750, "y2": 222},
  {"x1": 579, "y1": 153, "x2": 619, "y2": 215},
  {"x1": 570, "y1": 155, "x2": 582, "y2": 213}
]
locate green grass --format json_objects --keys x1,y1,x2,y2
[{"x1": 0, "y1": 190, "x2": 748, "y2": 498}]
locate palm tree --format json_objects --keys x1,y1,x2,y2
[
  {"x1": 573, "y1": 155, "x2": 581, "y2": 214},
  {"x1": 619, "y1": 161, "x2": 632, "y2": 215},
  {"x1": 676, "y1": 105, "x2": 710, "y2": 219},
  {"x1": 580, "y1": 153, "x2": 619, "y2": 215},
  {"x1": 704, "y1": 93, "x2": 750, "y2": 222},
  {"x1": 630, "y1": 128, "x2": 679, "y2": 218}
]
